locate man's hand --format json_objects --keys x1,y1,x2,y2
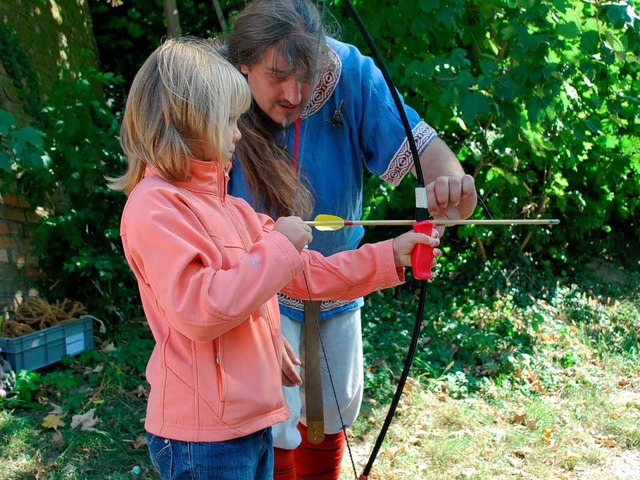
[
  {"x1": 426, "y1": 174, "x2": 477, "y2": 221},
  {"x1": 281, "y1": 334, "x2": 302, "y2": 387},
  {"x1": 412, "y1": 137, "x2": 478, "y2": 222}
]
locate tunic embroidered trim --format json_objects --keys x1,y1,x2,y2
[
  {"x1": 301, "y1": 48, "x2": 342, "y2": 120},
  {"x1": 381, "y1": 121, "x2": 437, "y2": 186},
  {"x1": 278, "y1": 293, "x2": 355, "y2": 314}
]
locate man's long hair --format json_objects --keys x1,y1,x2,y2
[{"x1": 225, "y1": 0, "x2": 331, "y2": 218}]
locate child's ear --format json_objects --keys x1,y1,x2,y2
[{"x1": 240, "y1": 64, "x2": 250, "y2": 75}]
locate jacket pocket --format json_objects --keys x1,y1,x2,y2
[
  {"x1": 216, "y1": 309, "x2": 284, "y2": 426},
  {"x1": 146, "y1": 433, "x2": 173, "y2": 475},
  {"x1": 213, "y1": 337, "x2": 225, "y2": 418}
]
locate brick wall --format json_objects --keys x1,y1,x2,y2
[
  {"x1": 1, "y1": 0, "x2": 101, "y2": 310},
  {"x1": 0, "y1": 188, "x2": 42, "y2": 308}
]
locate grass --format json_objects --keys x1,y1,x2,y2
[
  {"x1": 0, "y1": 319, "x2": 156, "y2": 480},
  {"x1": 1, "y1": 258, "x2": 639, "y2": 480},
  {"x1": 341, "y1": 354, "x2": 640, "y2": 479},
  {"x1": 340, "y1": 259, "x2": 640, "y2": 479}
]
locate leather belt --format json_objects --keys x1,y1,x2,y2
[{"x1": 303, "y1": 300, "x2": 325, "y2": 444}]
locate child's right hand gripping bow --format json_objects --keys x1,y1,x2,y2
[{"x1": 411, "y1": 220, "x2": 435, "y2": 280}]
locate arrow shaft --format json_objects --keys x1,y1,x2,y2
[{"x1": 305, "y1": 219, "x2": 559, "y2": 227}]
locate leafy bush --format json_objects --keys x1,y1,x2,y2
[
  {"x1": 3, "y1": 0, "x2": 639, "y2": 327},
  {"x1": 0, "y1": 68, "x2": 138, "y2": 322},
  {"x1": 31, "y1": 70, "x2": 137, "y2": 322},
  {"x1": 333, "y1": 0, "x2": 640, "y2": 263}
]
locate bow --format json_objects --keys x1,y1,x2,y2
[
  {"x1": 338, "y1": 1, "x2": 432, "y2": 478},
  {"x1": 301, "y1": 4, "x2": 555, "y2": 477},
  {"x1": 295, "y1": 1, "x2": 443, "y2": 477}
]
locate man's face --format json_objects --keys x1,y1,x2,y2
[{"x1": 240, "y1": 47, "x2": 312, "y2": 126}]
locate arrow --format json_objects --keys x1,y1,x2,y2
[{"x1": 305, "y1": 214, "x2": 560, "y2": 231}]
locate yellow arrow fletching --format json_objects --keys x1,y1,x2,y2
[{"x1": 311, "y1": 214, "x2": 344, "y2": 231}]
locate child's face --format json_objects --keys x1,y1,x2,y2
[
  {"x1": 223, "y1": 116, "x2": 242, "y2": 162},
  {"x1": 199, "y1": 117, "x2": 241, "y2": 163}
]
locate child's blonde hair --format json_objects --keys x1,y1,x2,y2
[{"x1": 110, "y1": 37, "x2": 252, "y2": 195}]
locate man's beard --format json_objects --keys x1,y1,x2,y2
[{"x1": 276, "y1": 102, "x2": 305, "y2": 127}]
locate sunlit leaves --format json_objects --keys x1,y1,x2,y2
[
  {"x1": 0, "y1": 110, "x2": 47, "y2": 174},
  {"x1": 345, "y1": 0, "x2": 639, "y2": 259}
]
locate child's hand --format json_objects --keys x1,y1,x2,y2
[
  {"x1": 274, "y1": 216, "x2": 313, "y2": 252},
  {"x1": 281, "y1": 335, "x2": 302, "y2": 387},
  {"x1": 392, "y1": 230, "x2": 441, "y2": 268}
]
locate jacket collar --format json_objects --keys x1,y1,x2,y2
[{"x1": 144, "y1": 158, "x2": 230, "y2": 197}]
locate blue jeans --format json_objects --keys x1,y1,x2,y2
[{"x1": 146, "y1": 428, "x2": 273, "y2": 480}]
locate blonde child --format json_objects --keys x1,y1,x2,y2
[{"x1": 110, "y1": 37, "x2": 440, "y2": 480}]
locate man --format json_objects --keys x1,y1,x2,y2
[{"x1": 224, "y1": 1, "x2": 477, "y2": 478}]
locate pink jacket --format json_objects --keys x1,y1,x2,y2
[{"x1": 120, "y1": 159, "x2": 405, "y2": 442}]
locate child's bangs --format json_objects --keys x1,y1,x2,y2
[{"x1": 228, "y1": 68, "x2": 252, "y2": 117}]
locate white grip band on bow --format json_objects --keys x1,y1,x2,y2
[{"x1": 415, "y1": 187, "x2": 428, "y2": 210}]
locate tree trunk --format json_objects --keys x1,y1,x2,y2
[
  {"x1": 0, "y1": 0, "x2": 103, "y2": 305},
  {"x1": 163, "y1": 0, "x2": 182, "y2": 37},
  {"x1": 211, "y1": 0, "x2": 227, "y2": 32}
]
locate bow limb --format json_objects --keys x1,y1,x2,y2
[{"x1": 339, "y1": 1, "x2": 430, "y2": 479}]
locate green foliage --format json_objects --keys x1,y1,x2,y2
[
  {"x1": 362, "y1": 257, "x2": 639, "y2": 403},
  {"x1": 0, "y1": 21, "x2": 41, "y2": 113},
  {"x1": 0, "y1": 111, "x2": 47, "y2": 177},
  {"x1": 0, "y1": 320, "x2": 158, "y2": 479},
  {"x1": 89, "y1": 0, "x2": 245, "y2": 98},
  {"x1": 334, "y1": 0, "x2": 640, "y2": 263},
  {"x1": 1, "y1": 318, "x2": 154, "y2": 408},
  {"x1": 3, "y1": 370, "x2": 42, "y2": 407},
  {"x1": 3, "y1": 0, "x2": 639, "y2": 328},
  {"x1": 2, "y1": 275, "x2": 639, "y2": 478},
  {"x1": 28, "y1": 69, "x2": 138, "y2": 322},
  {"x1": 0, "y1": 67, "x2": 137, "y2": 322}
]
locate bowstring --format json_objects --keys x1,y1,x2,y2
[
  {"x1": 292, "y1": 1, "x2": 360, "y2": 478},
  {"x1": 292, "y1": 2, "x2": 496, "y2": 477}
]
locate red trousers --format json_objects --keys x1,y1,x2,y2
[{"x1": 273, "y1": 423, "x2": 346, "y2": 480}]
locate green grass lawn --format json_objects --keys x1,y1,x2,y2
[{"x1": 1, "y1": 259, "x2": 639, "y2": 479}]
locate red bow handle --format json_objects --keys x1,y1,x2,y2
[{"x1": 411, "y1": 220, "x2": 434, "y2": 280}]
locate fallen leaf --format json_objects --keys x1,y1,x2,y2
[
  {"x1": 512, "y1": 412, "x2": 527, "y2": 424},
  {"x1": 48, "y1": 403, "x2": 64, "y2": 415},
  {"x1": 71, "y1": 409, "x2": 101, "y2": 431},
  {"x1": 130, "y1": 385, "x2": 149, "y2": 398},
  {"x1": 514, "y1": 447, "x2": 533, "y2": 458},
  {"x1": 51, "y1": 430, "x2": 65, "y2": 447},
  {"x1": 525, "y1": 369, "x2": 547, "y2": 394},
  {"x1": 595, "y1": 436, "x2": 616, "y2": 448},
  {"x1": 42, "y1": 414, "x2": 65, "y2": 430},
  {"x1": 92, "y1": 364, "x2": 104, "y2": 373}
]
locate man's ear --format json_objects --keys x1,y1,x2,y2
[{"x1": 240, "y1": 64, "x2": 250, "y2": 75}]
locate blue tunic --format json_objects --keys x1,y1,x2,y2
[{"x1": 229, "y1": 38, "x2": 437, "y2": 321}]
